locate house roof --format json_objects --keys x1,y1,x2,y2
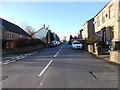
[
  {"x1": 1, "y1": 18, "x2": 31, "y2": 37},
  {"x1": 83, "y1": 18, "x2": 94, "y2": 26},
  {"x1": 94, "y1": 1, "x2": 111, "y2": 18}
]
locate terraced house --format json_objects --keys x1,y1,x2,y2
[
  {"x1": 1, "y1": 18, "x2": 31, "y2": 39},
  {"x1": 94, "y1": 0, "x2": 120, "y2": 49},
  {"x1": 82, "y1": 18, "x2": 95, "y2": 39}
]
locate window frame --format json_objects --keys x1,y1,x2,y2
[
  {"x1": 97, "y1": 16, "x2": 100, "y2": 27},
  {"x1": 109, "y1": 5, "x2": 114, "y2": 18},
  {"x1": 102, "y1": 12, "x2": 106, "y2": 23}
]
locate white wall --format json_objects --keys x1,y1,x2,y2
[{"x1": 35, "y1": 28, "x2": 48, "y2": 39}]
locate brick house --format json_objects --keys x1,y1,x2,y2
[
  {"x1": 1, "y1": 18, "x2": 31, "y2": 39},
  {"x1": 82, "y1": 18, "x2": 95, "y2": 39},
  {"x1": 94, "y1": 0, "x2": 120, "y2": 49}
]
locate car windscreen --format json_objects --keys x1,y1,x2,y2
[
  {"x1": 51, "y1": 42, "x2": 55, "y2": 44},
  {"x1": 73, "y1": 42, "x2": 81, "y2": 44}
]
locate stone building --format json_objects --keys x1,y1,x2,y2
[
  {"x1": 82, "y1": 18, "x2": 95, "y2": 39},
  {"x1": 1, "y1": 18, "x2": 31, "y2": 39},
  {"x1": 77, "y1": 29, "x2": 83, "y2": 39},
  {"x1": 94, "y1": 0, "x2": 120, "y2": 49}
]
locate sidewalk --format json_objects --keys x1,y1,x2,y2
[
  {"x1": 97, "y1": 54, "x2": 110, "y2": 61},
  {"x1": 95, "y1": 54, "x2": 119, "y2": 66}
]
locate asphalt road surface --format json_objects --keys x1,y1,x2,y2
[{"x1": 1, "y1": 43, "x2": 119, "y2": 88}]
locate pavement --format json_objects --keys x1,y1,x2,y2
[
  {"x1": 94, "y1": 53, "x2": 120, "y2": 66},
  {"x1": 97, "y1": 54, "x2": 110, "y2": 61},
  {"x1": 1, "y1": 44, "x2": 119, "y2": 88}
]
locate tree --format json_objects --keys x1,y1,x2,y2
[
  {"x1": 25, "y1": 26, "x2": 35, "y2": 35},
  {"x1": 74, "y1": 36, "x2": 77, "y2": 39},
  {"x1": 63, "y1": 36, "x2": 67, "y2": 42},
  {"x1": 46, "y1": 32, "x2": 55, "y2": 43},
  {"x1": 41, "y1": 37, "x2": 47, "y2": 43},
  {"x1": 69, "y1": 35, "x2": 73, "y2": 41},
  {"x1": 21, "y1": 24, "x2": 35, "y2": 36}
]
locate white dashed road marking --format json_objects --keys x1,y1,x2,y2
[
  {"x1": 39, "y1": 60, "x2": 53, "y2": 77},
  {"x1": 39, "y1": 45, "x2": 64, "y2": 87},
  {"x1": 1, "y1": 51, "x2": 37, "y2": 66}
]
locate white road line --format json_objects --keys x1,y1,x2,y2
[
  {"x1": 59, "y1": 49, "x2": 61, "y2": 52},
  {"x1": 39, "y1": 60, "x2": 53, "y2": 77},
  {"x1": 54, "y1": 45, "x2": 64, "y2": 57},
  {"x1": 54, "y1": 52, "x2": 59, "y2": 57}
]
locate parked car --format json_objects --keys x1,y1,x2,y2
[
  {"x1": 72, "y1": 41, "x2": 83, "y2": 49},
  {"x1": 52, "y1": 41, "x2": 61, "y2": 46},
  {"x1": 48, "y1": 42, "x2": 56, "y2": 48}
]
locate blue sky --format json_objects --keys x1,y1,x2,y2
[{"x1": 1, "y1": 2, "x2": 108, "y2": 40}]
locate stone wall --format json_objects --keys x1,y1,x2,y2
[
  {"x1": 110, "y1": 50, "x2": 120, "y2": 64},
  {"x1": 88, "y1": 45, "x2": 94, "y2": 53},
  {"x1": 88, "y1": 44, "x2": 103, "y2": 55}
]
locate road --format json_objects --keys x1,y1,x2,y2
[{"x1": 1, "y1": 43, "x2": 119, "y2": 88}]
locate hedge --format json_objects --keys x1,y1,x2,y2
[
  {"x1": 1, "y1": 39, "x2": 7, "y2": 49},
  {"x1": 4, "y1": 38, "x2": 47, "y2": 49}
]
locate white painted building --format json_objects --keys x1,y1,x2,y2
[{"x1": 34, "y1": 27, "x2": 48, "y2": 39}]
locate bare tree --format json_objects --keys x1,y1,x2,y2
[
  {"x1": 63, "y1": 36, "x2": 67, "y2": 42},
  {"x1": 24, "y1": 25, "x2": 35, "y2": 36},
  {"x1": 20, "y1": 23, "x2": 35, "y2": 36}
]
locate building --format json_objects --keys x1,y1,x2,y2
[
  {"x1": 77, "y1": 29, "x2": 83, "y2": 39},
  {"x1": 1, "y1": 18, "x2": 31, "y2": 39},
  {"x1": 82, "y1": 18, "x2": 95, "y2": 39},
  {"x1": 34, "y1": 25, "x2": 48, "y2": 40},
  {"x1": 53, "y1": 32, "x2": 60, "y2": 41},
  {"x1": 94, "y1": 0, "x2": 120, "y2": 48}
]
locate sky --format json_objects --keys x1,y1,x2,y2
[{"x1": 0, "y1": 2, "x2": 108, "y2": 40}]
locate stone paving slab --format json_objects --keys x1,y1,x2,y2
[{"x1": 92, "y1": 72, "x2": 118, "y2": 81}]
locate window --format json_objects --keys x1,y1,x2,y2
[
  {"x1": 109, "y1": 5, "x2": 114, "y2": 18},
  {"x1": 97, "y1": 16, "x2": 100, "y2": 27},
  {"x1": 8, "y1": 33, "x2": 12, "y2": 39},
  {"x1": 97, "y1": 32, "x2": 101, "y2": 40},
  {"x1": 7, "y1": 33, "x2": 10, "y2": 39},
  {"x1": 110, "y1": 26, "x2": 114, "y2": 40},
  {"x1": 10, "y1": 34, "x2": 12, "y2": 39},
  {"x1": 102, "y1": 12, "x2": 106, "y2": 23}
]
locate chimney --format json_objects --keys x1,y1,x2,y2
[{"x1": 43, "y1": 24, "x2": 45, "y2": 29}]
